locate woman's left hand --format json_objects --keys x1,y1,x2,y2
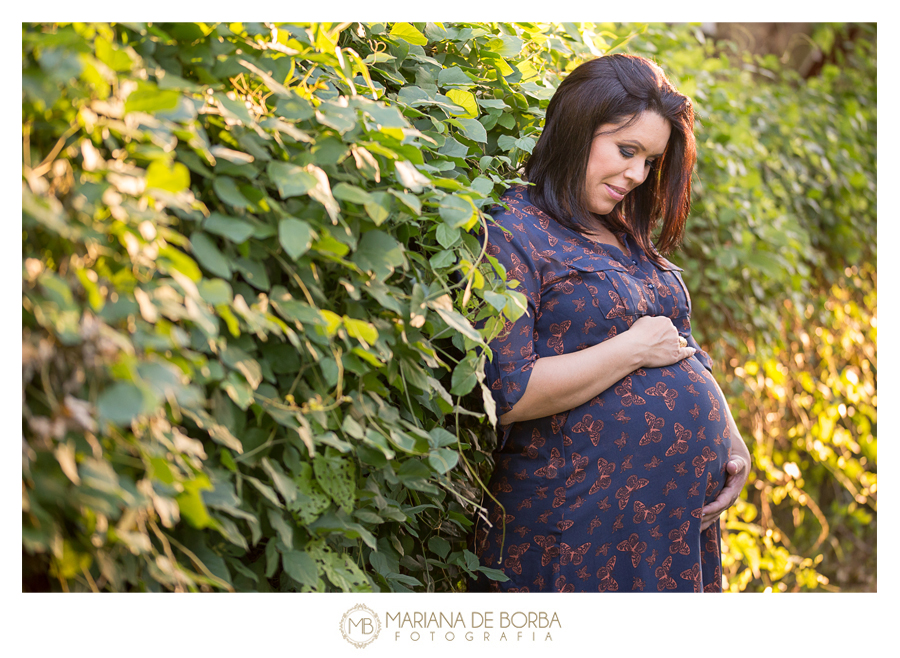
[{"x1": 700, "y1": 425, "x2": 751, "y2": 531}]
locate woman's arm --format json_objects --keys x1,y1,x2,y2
[{"x1": 499, "y1": 315, "x2": 696, "y2": 424}]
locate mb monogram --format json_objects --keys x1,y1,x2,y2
[{"x1": 340, "y1": 604, "x2": 382, "y2": 648}]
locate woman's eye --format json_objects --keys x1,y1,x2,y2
[
  {"x1": 646, "y1": 159, "x2": 656, "y2": 168},
  {"x1": 618, "y1": 148, "x2": 634, "y2": 158}
]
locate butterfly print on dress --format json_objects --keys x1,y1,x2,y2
[
  {"x1": 640, "y1": 411, "x2": 665, "y2": 445},
  {"x1": 534, "y1": 448, "x2": 565, "y2": 479},
  {"x1": 557, "y1": 519, "x2": 575, "y2": 532},
  {"x1": 522, "y1": 427, "x2": 546, "y2": 459},
  {"x1": 656, "y1": 556, "x2": 677, "y2": 591},
  {"x1": 560, "y1": 542, "x2": 592, "y2": 566},
  {"x1": 605, "y1": 289, "x2": 631, "y2": 320},
  {"x1": 555, "y1": 575, "x2": 575, "y2": 593},
  {"x1": 589, "y1": 457, "x2": 616, "y2": 494},
  {"x1": 680, "y1": 564, "x2": 702, "y2": 592},
  {"x1": 668, "y1": 521, "x2": 692, "y2": 555},
  {"x1": 645, "y1": 382, "x2": 678, "y2": 411},
  {"x1": 566, "y1": 453, "x2": 589, "y2": 488},
  {"x1": 571, "y1": 414, "x2": 604, "y2": 446},
  {"x1": 707, "y1": 391, "x2": 721, "y2": 422},
  {"x1": 617, "y1": 533, "x2": 648, "y2": 568},
  {"x1": 547, "y1": 320, "x2": 572, "y2": 354},
  {"x1": 552, "y1": 487, "x2": 566, "y2": 508},
  {"x1": 596, "y1": 556, "x2": 619, "y2": 592},
  {"x1": 504, "y1": 543, "x2": 531, "y2": 575},
  {"x1": 692, "y1": 446, "x2": 718, "y2": 477},
  {"x1": 665, "y1": 422, "x2": 692, "y2": 457},
  {"x1": 615, "y1": 475, "x2": 650, "y2": 510},
  {"x1": 634, "y1": 501, "x2": 666, "y2": 524},
  {"x1": 534, "y1": 535, "x2": 560, "y2": 566},
  {"x1": 615, "y1": 376, "x2": 646, "y2": 407}
]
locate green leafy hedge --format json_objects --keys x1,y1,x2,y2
[{"x1": 23, "y1": 22, "x2": 875, "y2": 592}]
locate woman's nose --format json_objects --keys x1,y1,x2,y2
[{"x1": 623, "y1": 159, "x2": 647, "y2": 185}]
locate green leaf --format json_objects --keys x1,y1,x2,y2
[
  {"x1": 276, "y1": 97, "x2": 314, "y2": 121},
  {"x1": 190, "y1": 232, "x2": 232, "y2": 279},
  {"x1": 445, "y1": 89, "x2": 478, "y2": 118},
  {"x1": 343, "y1": 317, "x2": 379, "y2": 346},
  {"x1": 220, "y1": 344, "x2": 263, "y2": 389},
  {"x1": 216, "y1": 93, "x2": 255, "y2": 125},
  {"x1": 267, "y1": 161, "x2": 317, "y2": 198},
  {"x1": 427, "y1": 448, "x2": 459, "y2": 474},
  {"x1": 352, "y1": 230, "x2": 405, "y2": 281},
  {"x1": 427, "y1": 536, "x2": 451, "y2": 559},
  {"x1": 213, "y1": 176, "x2": 252, "y2": 208},
  {"x1": 332, "y1": 182, "x2": 373, "y2": 205},
  {"x1": 146, "y1": 160, "x2": 190, "y2": 193},
  {"x1": 390, "y1": 22, "x2": 428, "y2": 45},
  {"x1": 394, "y1": 161, "x2": 430, "y2": 193},
  {"x1": 267, "y1": 508, "x2": 294, "y2": 547},
  {"x1": 204, "y1": 212, "x2": 255, "y2": 243},
  {"x1": 282, "y1": 549, "x2": 318, "y2": 587},
  {"x1": 433, "y1": 307, "x2": 485, "y2": 345},
  {"x1": 261, "y1": 458, "x2": 299, "y2": 506},
  {"x1": 488, "y1": 35, "x2": 524, "y2": 58},
  {"x1": 124, "y1": 81, "x2": 180, "y2": 115},
  {"x1": 454, "y1": 118, "x2": 487, "y2": 143},
  {"x1": 313, "y1": 454, "x2": 356, "y2": 512},
  {"x1": 437, "y1": 67, "x2": 473, "y2": 88},
  {"x1": 450, "y1": 352, "x2": 480, "y2": 395},
  {"x1": 279, "y1": 218, "x2": 313, "y2": 260},
  {"x1": 97, "y1": 382, "x2": 149, "y2": 426},
  {"x1": 438, "y1": 194, "x2": 475, "y2": 228},
  {"x1": 222, "y1": 371, "x2": 254, "y2": 410},
  {"x1": 198, "y1": 279, "x2": 234, "y2": 306}
]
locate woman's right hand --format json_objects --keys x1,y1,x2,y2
[{"x1": 624, "y1": 315, "x2": 696, "y2": 368}]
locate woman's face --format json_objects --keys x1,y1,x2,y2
[{"x1": 583, "y1": 111, "x2": 672, "y2": 216}]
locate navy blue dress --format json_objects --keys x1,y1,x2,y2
[{"x1": 470, "y1": 186, "x2": 732, "y2": 592}]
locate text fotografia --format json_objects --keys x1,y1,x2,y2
[{"x1": 387, "y1": 611, "x2": 561, "y2": 642}]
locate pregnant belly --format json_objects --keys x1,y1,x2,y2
[
  {"x1": 561, "y1": 357, "x2": 733, "y2": 501},
  {"x1": 489, "y1": 357, "x2": 732, "y2": 511}
]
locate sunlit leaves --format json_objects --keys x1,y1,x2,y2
[
  {"x1": 389, "y1": 22, "x2": 428, "y2": 45},
  {"x1": 146, "y1": 160, "x2": 190, "y2": 193}
]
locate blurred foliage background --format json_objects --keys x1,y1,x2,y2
[{"x1": 22, "y1": 21, "x2": 875, "y2": 592}]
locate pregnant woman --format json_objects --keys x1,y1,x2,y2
[{"x1": 470, "y1": 54, "x2": 751, "y2": 592}]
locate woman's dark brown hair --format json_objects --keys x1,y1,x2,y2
[{"x1": 524, "y1": 53, "x2": 696, "y2": 261}]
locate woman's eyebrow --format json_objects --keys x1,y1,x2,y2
[{"x1": 619, "y1": 139, "x2": 665, "y2": 158}]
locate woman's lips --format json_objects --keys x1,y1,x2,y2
[{"x1": 605, "y1": 184, "x2": 626, "y2": 201}]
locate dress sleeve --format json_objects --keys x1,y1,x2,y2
[{"x1": 482, "y1": 214, "x2": 542, "y2": 419}]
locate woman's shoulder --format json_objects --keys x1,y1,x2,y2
[{"x1": 488, "y1": 185, "x2": 559, "y2": 236}]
